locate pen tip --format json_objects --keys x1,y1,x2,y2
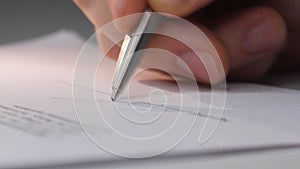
[{"x1": 111, "y1": 88, "x2": 118, "y2": 102}]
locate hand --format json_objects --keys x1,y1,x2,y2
[{"x1": 73, "y1": 0, "x2": 299, "y2": 83}]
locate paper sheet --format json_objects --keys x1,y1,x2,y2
[{"x1": 1, "y1": 30, "x2": 300, "y2": 169}]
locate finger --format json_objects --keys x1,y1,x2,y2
[
  {"x1": 210, "y1": 6, "x2": 286, "y2": 78},
  {"x1": 107, "y1": 0, "x2": 147, "y2": 32},
  {"x1": 147, "y1": 0, "x2": 213, "y2": 17},
  {"x1": 108, "y1": 0, "x2": 147, "y2": 19},
  {"x1": 97, "y1": 17, "x2": 229, "y2": 84},
  {"x1": 76, "y1": 0, "x2": 228, "y2": 84},
  {"x1": 73, "y1": 0, "x2": 112, "y2": 29},
  {"x1": 94, "y1": 28, "x2": 121, "y2": 61},
  {"x1": 139, "y1": 21, "x2": 229, "y2": 84},
  {"x1": 74, "y1": 0, "x2": 124, "y2": 62}
]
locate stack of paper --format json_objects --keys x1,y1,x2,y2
[{"x1": 0, "y1": 31, "x2": 299, "y2": 169}]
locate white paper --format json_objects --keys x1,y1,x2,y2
[{"x1": 0, "y1": 30, "x2": 300, "y2": 169}]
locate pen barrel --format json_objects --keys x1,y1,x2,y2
[{"x1": 112, "y1": 11, "x2": 163, "y2": 99}]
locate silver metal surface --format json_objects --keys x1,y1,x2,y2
[{"x1": 111, "y1": 11, "x2": 153, "y2": 101}]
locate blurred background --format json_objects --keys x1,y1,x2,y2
[{"x1": 0, "y1": 0, "x2": 93, "y2": 44}]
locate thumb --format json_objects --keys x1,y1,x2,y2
[{"x1": 147, "y1": 0, "x2": 213, "y2": 17}]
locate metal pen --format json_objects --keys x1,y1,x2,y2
[{"x1": 111, "y1": 9, "x2": 160, "y2": 101}]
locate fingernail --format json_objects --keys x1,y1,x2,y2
[
  {"x1": 244, "y1": 19, "x2": 279, "y2": 54},
  {"x1": 109, "y1": 0, "x2": 127, "y2": 18}
]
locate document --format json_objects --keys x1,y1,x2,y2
[{"x1": 0, "y1": 31, "x2": 300, "y2": 169}]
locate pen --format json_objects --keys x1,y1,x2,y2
[{"x1": 111, "y1": 9, "x2": 160, "y2": 101}]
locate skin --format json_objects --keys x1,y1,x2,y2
[{"x1": 73, "y1": 0, "x2": 299, "y2": 84}]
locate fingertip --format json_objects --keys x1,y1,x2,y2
[
  {"x1": 191, "y1": 26, "x2": 229, "y2": 84},
  {"x1": 108, "y1": 0, "x2": 125, "y2": 19},
  {"x1": 212, "y1": 6, "x2": 286, "y2": 71},
  {"x1": 73, "y1": 0, "x2": 113, "y2": 30},
  {"x1": 177, "y1": 49, "x2": 229, "y2": 85},
  {"x1": 243, "y1": 7, "x2": 287, "y2": 55},
  {"x1": 108, "y1": 0, "x2": 147, "y2": 32}
]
